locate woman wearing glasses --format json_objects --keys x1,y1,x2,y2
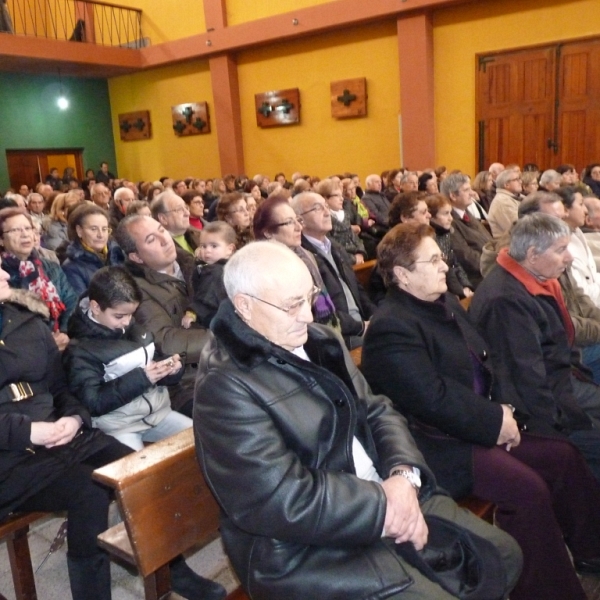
[
  {"x1": 61, "y1": 203, "x2": 124, "y2": 297},
  {"x1": 0, "y1": 207, "x2": 77, "y2": 349},
  {"x1": 216, "y1": 192, "x2": 254, "y2": 249},
  {"x1": 253, "y1": 196, "x2": 339, "y2": 331},
  {"x1": 362, "y1": 222, "x2": 600, "y2": 600}
]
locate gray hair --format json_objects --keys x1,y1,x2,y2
[
  {"x1": 223, "y1": 240, "x2": 303, "y2": 299},
  {"x1": 290, "y1": 191, "x2": 318, "y2": 214},
  {"x1": 114, "y1": 187, "x2": 134, "y2": 202},
  {"x1": 27, "y1": 193, "x2": 43, "y2": 205},
  {"x1": 509, "y1": 213, "x2": 570, "y2": 262},
  {"x1": 539, "y1": 169, "x2": 562, "y2": 187},
  {"x1": 400, "y1": 171, "x2": 418, "y2": 184},
  {"x1": 114, "y1": 214, "x2": 148, "y2": 255},
  {"x1": 150, "y1": 190, "x2": 179, "y2": 220},
  {"x1": 495, "y1": 168, "x2": 519, "y2": 190},
  {"x1": 584, "y1": 196, "x2": 600, "y2": 218},
  {"x1": 440, "y1": 173, "x2": 469, "y2": 198},
  {"x1": 365, "y1": 174, "x2": 381, "y2": 188},
  {"x1": 517, "y1": 191, "x2": 562, "y2": 218}
]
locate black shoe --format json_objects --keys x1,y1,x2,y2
[
  {"x1": 170, "y1": 555, "x2": 227, "y2": 600},
  {"x1": 575, "y1": 558, "x2": 600, "y2": 575}
]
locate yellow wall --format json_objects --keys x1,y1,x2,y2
[
  {"x1": 237, "y1": 21, "x2": 400, "y2": 181},
  {"x1": 108, "y1": 61, "x2": 220, "y2": 182},
  {"x1": 433, "y1": 0, "x2": 600, "y2": 176},
  {"x1": 226, "y1": 0, "x2": 335, "y2": 26},
  {"x1": 113, "y1": 0, "x2": 206, "y2": 44}
]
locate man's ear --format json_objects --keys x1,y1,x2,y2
[
  {"x1": 157, "y1": 213, "x2": 168, "y2": 227},
  {"x1": 232, "y1": 293, "x2": 252, "y2": 321},
  {"x1": 128, "y1": 252, "x2": 144, "y2": 265}
]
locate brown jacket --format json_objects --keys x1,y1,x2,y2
[
  {"x1": 124, "y1": 260, "x2": 208, "y2": 411},
  {"x1": 449, "y1": 210, "x2": 492, "y2": 288}
]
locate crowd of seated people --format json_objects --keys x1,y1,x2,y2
[{"x1": 3, "y1": 158, "x2": 600, "y2": 599}]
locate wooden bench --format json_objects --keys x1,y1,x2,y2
[
  {"x1": 352, "y1": 258, "x2": 377, "y2": 291},
  {"x1": 0, "y1": 511, "x2": 48, "y2": 600},
  {"x1": 93, "y1": 428, "x2": 232, "y2": 600}
]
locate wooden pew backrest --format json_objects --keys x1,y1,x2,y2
[{"x1": 93, "y1": 428, "x2": 220, "y2": 578}]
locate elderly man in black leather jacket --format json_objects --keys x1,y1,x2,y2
[{"x1": 193, "y1": 241, "x2": 521, "y2": 600}]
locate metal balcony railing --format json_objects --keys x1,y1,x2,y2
[{"x1": 0, "y1": 0, "x2": 144, "y2": 48}]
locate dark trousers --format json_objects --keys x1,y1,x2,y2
[
  {"x1": 17, "y1": 441, "x2": 131, "y2": 558},
  {"x1": 472, "y1": 433, "x2": 600, "y2": 600}
]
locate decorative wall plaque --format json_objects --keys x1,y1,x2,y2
[
  {"x1": 172, "y1": 102, "x2": 211, "y2": 136},
  {"x1": 255, "y1": 88, "x2": 300, "y2": 128},
  {"x1": 118, "y1": 110, "x2": 152, "y2": 141},
  {"x1": 331, "y1": 78, "x2": 367, "y2": 119}
]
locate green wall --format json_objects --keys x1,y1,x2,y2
[{"x1": 0, "y1": 72, "x2": 116, "y2": 191}]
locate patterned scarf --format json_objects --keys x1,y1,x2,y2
[{"x1": 1, "y1": 252, "x2": 65, "y2": 331}]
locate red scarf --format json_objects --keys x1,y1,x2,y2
[{"x1": 497, "y1": 247, "x2": 574, "y2": 345}]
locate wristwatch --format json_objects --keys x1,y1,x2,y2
[{"x1": 390, "y1": 467, "x2": 422, "y2": 493}]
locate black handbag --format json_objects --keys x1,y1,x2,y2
[{"x1": 396, "y1": 514, "x2": 508, "y2": 600}]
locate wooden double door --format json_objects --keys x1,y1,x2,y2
[
  {"x1": 476, "y1": 37, "x2": 600, "y2": 172},
  {"x1": 6, "y1": 149, "x2": 84, "y2": 191}
]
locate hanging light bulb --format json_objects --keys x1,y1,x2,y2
[{"x1": 57, "y1": 69, "x2": 69, "y2": 110}]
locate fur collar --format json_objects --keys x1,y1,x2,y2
[
  {"x1": 5, "y1": 289, "x2": 50, "y2": 319},
  {"x1": 211, "y1": 297, "x2": 347, "y2": 377}
]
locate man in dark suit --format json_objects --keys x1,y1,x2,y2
[
  {"x1": 441, "y1": 173, "x2": 491, "y2": 288},
  {"x1": 291, "y1": 191, "x2": 375, "y2": 348}
]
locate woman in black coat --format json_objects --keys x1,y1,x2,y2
[
  {"x1": 362, "y1": 222, "x2": 600, "y2": 600},
  {"x1": 0, "y1": 262, "x2": 131, "y2": 600}
]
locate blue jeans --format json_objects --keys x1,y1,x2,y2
[
  {"x1": 582, "y1": 343, "x2": 600, "y2": 384},
  {"x1": 111, "y1": 411, "x2": 192, "y2": 451}
]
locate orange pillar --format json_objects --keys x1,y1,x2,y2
[
  {"x1": 204, "y1": 0, "x2": 245, "y2": 175},
  {"x1": 397, "y1": 12, "x2": 435, "y2": 170}
]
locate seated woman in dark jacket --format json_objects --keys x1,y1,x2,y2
[
  {"x1": 425, "y1": 193, "x2": 473, "y2": 299},
  {"x1": 0, "y1": 207, "x2": 77, "y2": 350},
  {"x1": 0, "y1": 258, "x2": 131, "y2": 600},
  {"x1": 61, "y1": 203, "x2": 124, "y2": 297},
  {"x1": 362, "y1": 222, "x2": 600, "y2": 600}
]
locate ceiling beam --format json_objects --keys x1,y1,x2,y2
[{"x1": 141, "y1": 0, "x2": 471, "y2": 68}]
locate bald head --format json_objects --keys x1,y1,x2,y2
[{"x1": 489, "y1": 163, "x2": 505, "y2": 181}]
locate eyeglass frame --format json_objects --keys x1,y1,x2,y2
[
  {"x1": 162, "y1": 206, "x2": 190, "y2": 215},
  {"x1": 2, "y1": 225, "x2": 35, "y2": 237},
  {"x1": 412, "y1": 253, "x2": 447, "y2": 267},
  {"x1": 81, "y1": 225, "x2": 112, "y2": 235},
  {"x1": 244, "y1": 285, "x2": 321, "y2": 316},
  {"x1": 298, "y1": 203, "x2": 328, "y2": 217},
  {"x1": 229, "y1": 205, "x2": 249, "y2": 215},
  {"x1": 274, "y1": 217, "x2": 304, "y2": 228}
]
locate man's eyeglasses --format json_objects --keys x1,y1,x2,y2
[
  {"x1": 299, "y1": 204, "x2": 327, "y2": 217},
  {"x1": 275, "y1": 217, "x2": 303, "y2": 228},
  {"x1": 245, "y1": 285, "x2": 321, "y2": 316},
  {"x1": 413, "y1": 253, "x2": 447, "y2": 267},
  {"x1": 163, "y1": 206, "x2": 189, "y2": 215}
]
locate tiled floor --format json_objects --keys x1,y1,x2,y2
[
  {"x1": 0, "y1": 512, "x2": 239, "y2": 600},
  {"x1": 2, "y1": 512, "x2": 600, "y2": 599}
]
